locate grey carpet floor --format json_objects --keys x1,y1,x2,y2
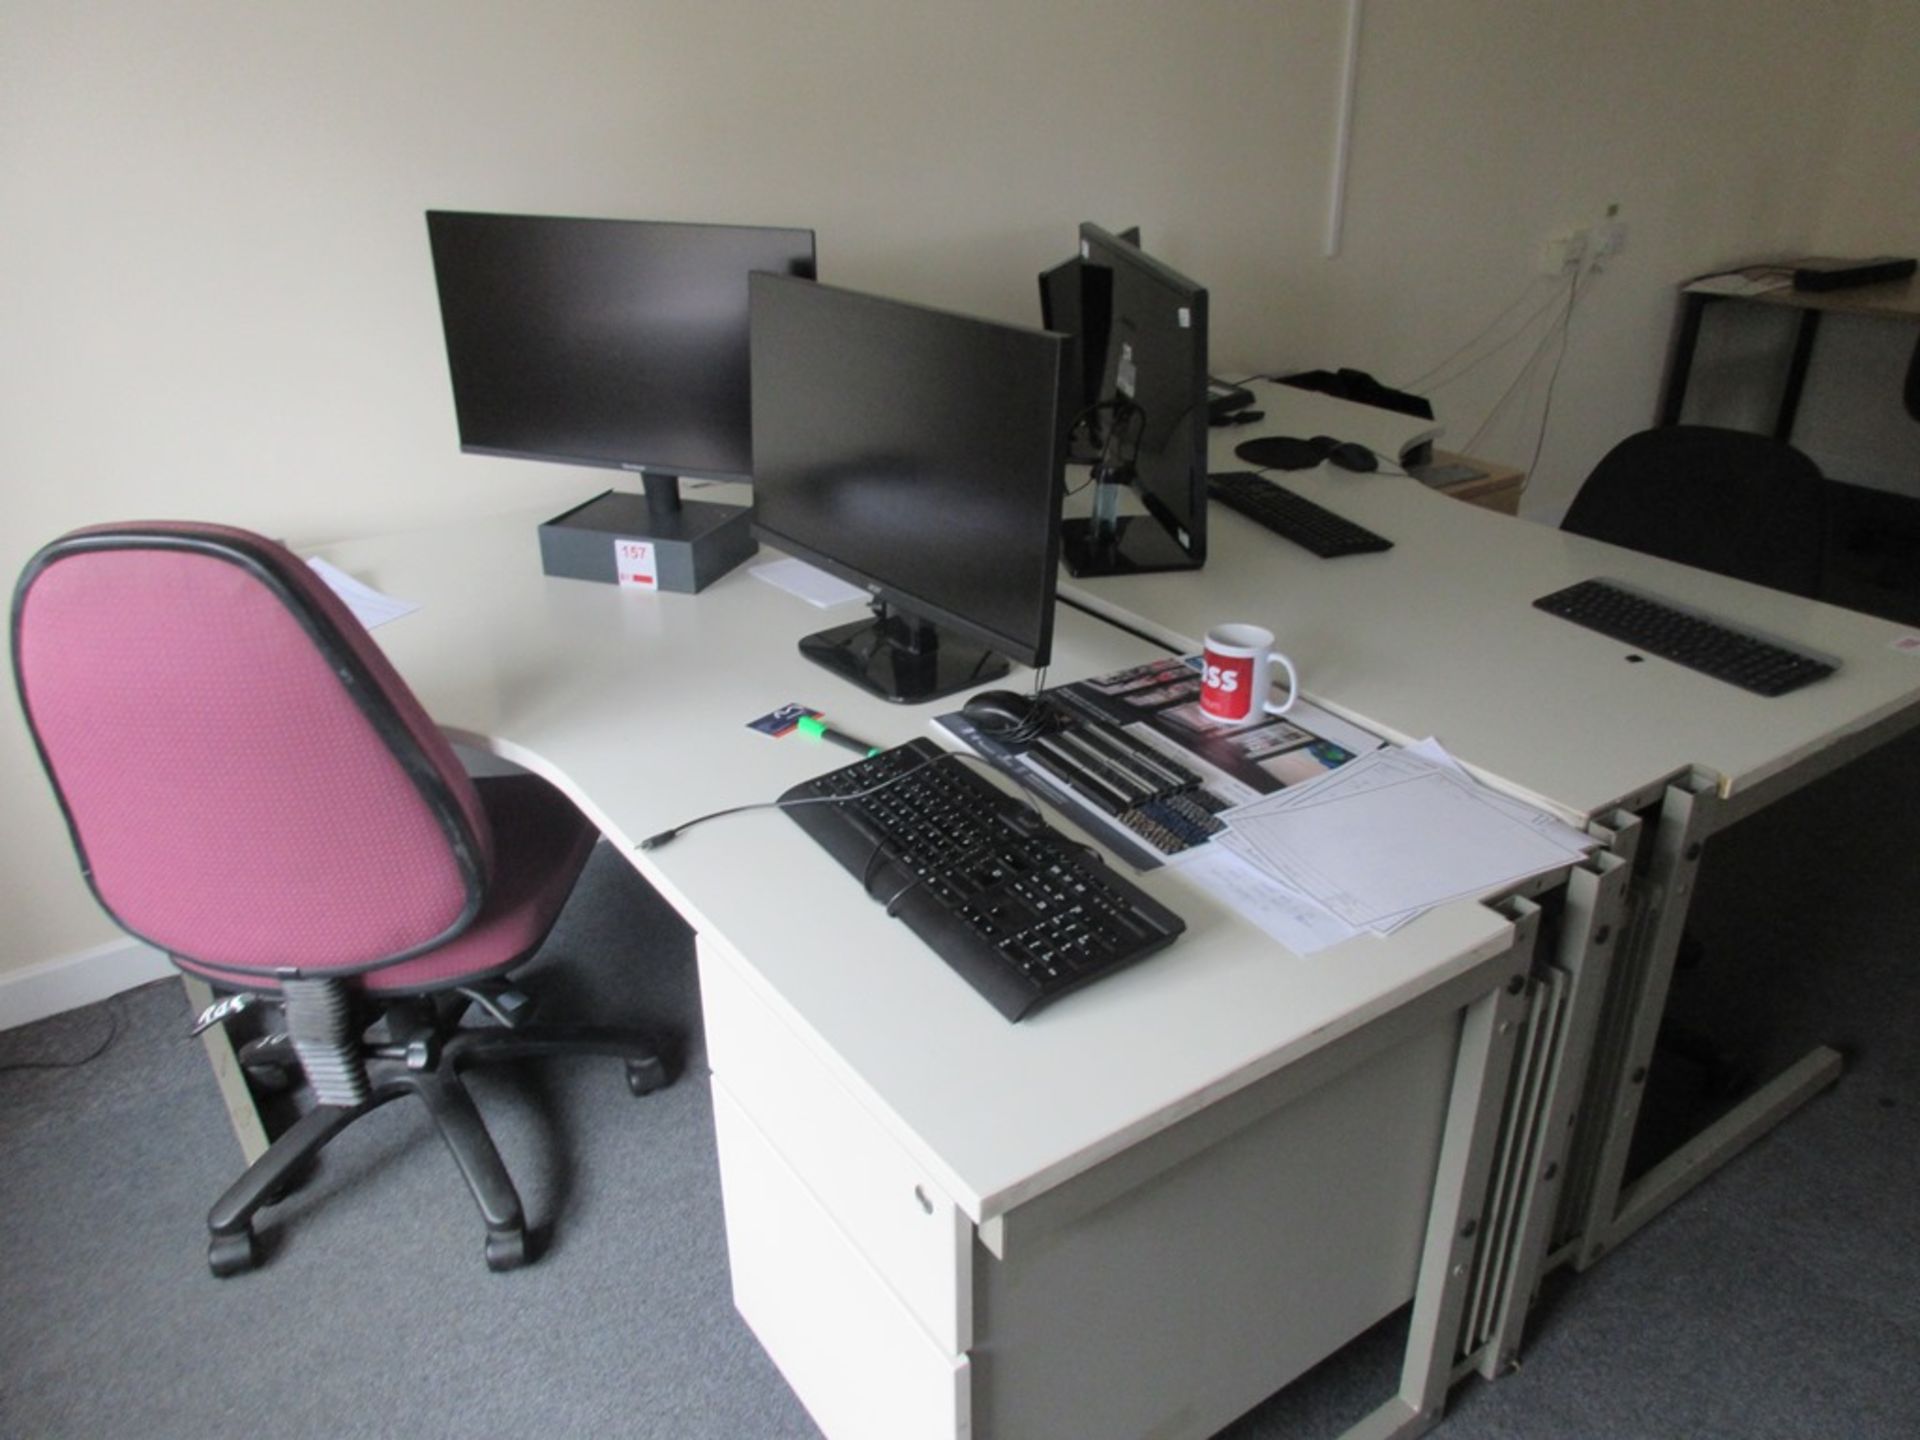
[{"x1": 4, "y1": 725, "x2": 1918, "y2": 1439}]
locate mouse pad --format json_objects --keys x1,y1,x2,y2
[{"x1": 1234, "y1": 435, "x2": 1328, "y2": 470}]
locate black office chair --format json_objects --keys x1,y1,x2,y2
[{"x1": 1560, "y1": 425, "x2": 1828, "y2": 598}]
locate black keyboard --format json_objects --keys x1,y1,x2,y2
[
  {"x1": 1534, "y1": 578, "x2": 1838, "y2": 697},
  {"x1": 1208, "y1": 471, "x2": 1393, "y2": 556},
  {"x1": 780, "y1": 739, "x2": 1186, "y2": 1020}
]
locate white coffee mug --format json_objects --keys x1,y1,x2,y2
[{"x1": 1200, "y1": 623, "x2": 1299, "y2": 723}]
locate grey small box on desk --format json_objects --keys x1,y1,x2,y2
[{"x1": 537, "y1": 490, "x2": 758, "y2": 594}]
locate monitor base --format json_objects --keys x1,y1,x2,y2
[
  {"x1": 799, "y1": 611, "x2": 1010, "y2": 704},
  {"x1": 1061, "y1": 515, "x2": 1203, "y2": 577},
  {"x1": 537, "y1": 488, "x2": 757, "y2": 593}
]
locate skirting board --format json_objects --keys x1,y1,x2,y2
[{"x1": 0, "y1": 937, "x2": 173, "y2": 1032}]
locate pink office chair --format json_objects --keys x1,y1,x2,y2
[{"x1": 11, "y1": 522, "x2": 669, "y2": 1276}]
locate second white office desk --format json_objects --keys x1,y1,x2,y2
[
  {"x1": 317, "y1": 502, "x2": 1541, "y2": 1440},
  {"x1": 1064, "y1": 386, "x2": 1920, "y2": 1371},
  {"x1": 1079, "y1": 383, "x2": 1920, "y2": 823}
]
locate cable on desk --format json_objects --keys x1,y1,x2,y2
[
  {"x1": 1064, "y1": 399, "x2": 1146, "y2": 497},
  {"x1": 636, "y1": 748, "x2": 1051, "y2": 852}
]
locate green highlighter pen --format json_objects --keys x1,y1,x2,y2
[{"x1": 797, "y1": 714, "x2": 881, "y2": 758}]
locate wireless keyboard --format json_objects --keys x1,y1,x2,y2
[
  {"x1": 780, "y1": 738, "x2": 1186, "y2": 1021},
  {"x1": 1208, "y1": 471, "x2": 1393, "y2": 557},
  {"x1": 1533, "y1": 577, "x2": 1838, "y2": 697}
]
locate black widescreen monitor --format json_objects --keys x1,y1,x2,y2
[
  {"x1": 750, "y1": 273, "x2": 1068, "y2": 704},
  {"x1": 1038, "y1": 223, "x2": 1141, "y2": 449},
  {"x1": 425, "y1": 210, "x2": 815, "y2": 591},
  {"x1": 1055, "y1": 223, "x2": 1208, "y2": 577}
]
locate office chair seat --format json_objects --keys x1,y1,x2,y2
[
  {"x1": 180, "y1": 771, "x2": 593, "y2": 996},
  {"x1": 12, "y1": 521, "x2": 672, "y2": 1276},
  {"x1": 1560, "y1": 425, "x2": 1827, "y2": 599}
]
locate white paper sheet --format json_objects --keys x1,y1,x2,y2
[
  {"x1": 306, "y1": 557, "x2": 420, "y2": 629},
  {"x1": 751, "y1": 557, "x2": 869, "y2": 608},
  {"x1": 1170, "y1": 844, "x2": 1361, "y2": 955},
  {"x1": 1218, "y1": 745, "x2": 1595, "y2": 932},
  {"x1": 1685, "y1": 272, "x2": 1789, "y2": 296}
]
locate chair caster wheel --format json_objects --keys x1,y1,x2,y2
[
  {"x1": 625, "y1": 1057, "x2": 667, "y2": 1097},
  {"x1": 484, "y1": 1226, "x2": 529, "y2": 1272},
  {"x1": 208, "y1": 1227, "x2": 259, "y2": 1278}
]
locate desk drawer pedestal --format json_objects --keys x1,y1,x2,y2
[
  {"x1": 712, "y1": 1084, "x2": 970, "y2": 1440},
  {"x1": 701, "y1": 939, "x2": 1466, "y2": 1440}
]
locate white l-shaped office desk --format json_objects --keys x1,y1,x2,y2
[
  {"x1": 313, "y1": 500, "x2": 1532, "y2": 1440},
  {"x1": 295, "y1": 390, "x2": 1920, "y2": 1438}
]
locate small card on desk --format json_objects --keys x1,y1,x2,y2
[{"x1": 748, "y1": 702, "x2": 821, "y2": 737}]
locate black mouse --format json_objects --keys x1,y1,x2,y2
[
  {"x1": 960, "y1": 688, "x2": 1048, "y2": 737},
  {"x1": 1315, "y1": 437, "x2": 1378, "y2": 473}
]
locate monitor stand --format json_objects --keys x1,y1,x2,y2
[
  {"x1": 537, "y1": 475, "x2": 757, "y2": 593},
  {"x1": 1060, "y1": 476, "x2": 1203, "y2": 577},
  {"x1": 799, "y1": 604, "x2": 1009, "y2": 704}
]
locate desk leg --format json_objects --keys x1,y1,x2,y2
[
  {"x1": 180, "y1": 974, "x2": 271, "y2": 1165},
  {"x1": 1345, "y1": 907, "x2": 1534, "y2": 1440},
  {"x1": 1469, "y1": 836, "x2": 1634, "y2": 1377},
  {"x1": 1567, "y1": 774, "x2": 1842, "y2": 1270},
  {"x1": 1566, "y1": 774, "x2": 1714, "y2": 1267},
  {"x1": 1610, "y1": 1045, "x2": 1842, "y2": 1245}
]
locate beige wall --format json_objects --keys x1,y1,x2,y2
[
  {"x1": 1, "y1": 0, "x2": 1901, "y2": 983},
  {"x1": 1790, "y1": 0, "x2": 1920, "y2": 487}
]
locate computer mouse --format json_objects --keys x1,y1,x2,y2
[
  {"x1": 960, "y1": 689, "x2": 1048, "y2": 736},
  {"x1": 1317, "y1": 438, "x2": 1379, "y2": 473}
]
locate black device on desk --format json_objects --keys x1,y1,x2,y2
[
  {"x1": 1235, "y1": 434, "x2": 1378, "y2": 473},
  {"x1": 1790, "y1": 255, "x2": 1917, "y2": 292},
  {"x1": 750, "y1": 275, "x2": 1068, "y2": 705},
  {"x1": 781, "y1": 739, "x2": 1187, "y2": 1021},
  {"x1": 1280, "y1": 368, "x2": 1434, "y2": 420},
  {"x1": 1042, "y1": 223, "x2": 1210, "y2": 577},
  {"x1": 1207, "y1": 378, "x2": 1257, "y2": 422},
  {"x1": 1208, "y1": 472, "x2": 1394, "y2": 557},
  {"x1": 1533, "y1": 578, "x2": 1837, "y2": 696},
  {"x1": 424, "y1": 210, "x2": 816, "y2": 592},
  {"x1": 1278, "y1": 368, "x2": 1434, "y2": 467}
]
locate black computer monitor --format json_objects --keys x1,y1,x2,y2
[
  {"x1": 1038, "y1": 224, "x2": 1141, "y2": 457},
  {"x1": 750, "y1": 274, "x2": 1068, "y2": 704},
  {"x1": 425, "y1": 210, "x2": 816, "y2": 591},
  {"x1": 1055, "y1": 223, "x2": 1208, "y2": 577}
]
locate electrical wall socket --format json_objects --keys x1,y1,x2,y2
[
  {"x1": 1538, "y1": 228, "x2": 1588, "y2": 277},
  {"x1": 1590, "y1": 219, "x2": 1629, "y2": 265}
]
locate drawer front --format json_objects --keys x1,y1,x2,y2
[
  {"x1": 713, "y1": 1085, "x2": 970, "y2": 1440},
  {"x1": 699, "y1": 943, "x2": 972, "y2": 1353}
]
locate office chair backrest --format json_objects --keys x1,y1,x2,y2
[
  {"x1": 12, "y1": 522, "x2": 492, "y2": 977},
  {"x1": 1560, "y1": 425, "x2": 1827, "y2": 598}
]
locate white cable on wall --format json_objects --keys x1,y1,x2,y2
[{"x1": 1325, "y1": 0, "x2": 1364, "y2": 258}]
